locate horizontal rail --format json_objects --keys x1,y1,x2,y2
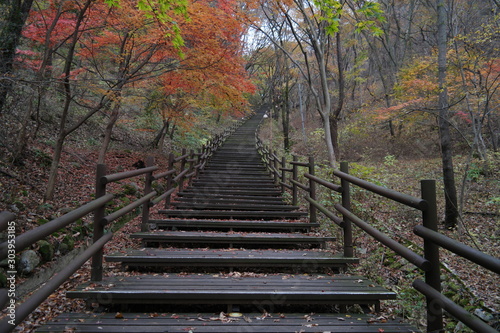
[
  {"x1": 186, "y1": 171, "x2": 196, "y2": 178},
  {"x1": 414, "y1": 225, "x2": 500, "y2": 274},
  {"x1": 305, "y1": 173, "x2": 342, "y2": 193},
  {"x1": 174, "y1": 153, "x2": 190, "y2": 162},
  {"x1": 279, "y1": 181, "x2": 293, "y2": 190},
  {"x1": 151, "y1": 188, "x2": 176, "y2": 206},
  {"x1": 335, "y1": 204, "x2": 431, "y2": 271},
  {"x1": 0, "y1": 232, "x2": 113, "y2": 332},
  {"x1": 413, "y1": 279, "x2": 498, "y2": 333},
  {"x1": 101, "y1": 166, "x2": 158, "y2": 184},
  {"x1": 152, "y1": 169, "x2": 176, "y2": 180},
  {"x1": 101, "y1": 191, "x2": 157, "y2": 225},
  {"x1": 305, "y1": 196, "x2": 343, "y2": 226},
  {"x1": 290, "y1": 179, "x2": 309, "y2": 191},
  {"x1": 290, "y1": 161, "x2": 309, "y2": 167},
  {"x1": 0, "y1": 194, "x2": 114, "y2": 260},
  {"x1": 333, "y1": 170, "x2": 427, "y2": 211},
  {"x1": 0, "y1": 211, "x2": 15, "y2": 232},
  {"x1": 173, "y1": 168, "x2": 189, "y2": 183}
]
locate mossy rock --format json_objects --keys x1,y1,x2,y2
[
  {"x1": 122, "y1": 183, "x2": 140, "y2": 195},
  {"x1": 37, "y1": 240, "x2": 54, "y2": 262},
  {"x1": 63, "y1": 235, "x2": 75, "y2": 251}
]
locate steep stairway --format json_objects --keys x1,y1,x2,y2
[{"x1": 37, "y1": 112, "x2": 418, "y2": 332}]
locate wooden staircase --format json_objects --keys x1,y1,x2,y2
[{"x1": 37, "y1": 113, "x2": 418, "y2": 332}]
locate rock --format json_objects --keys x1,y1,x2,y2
[
  {"x1": 63, "y1": 235, "x2": 75, "y2": 251},
  {"x1": 18, "y1": 250, "x2": 40, "y2": 275},
  {"x1": 58, "y1": 242, "x2": 69, "y2": 255},
  {"x1": 59, "y1": 207, "x2": 74, "y2": 215},
  {"x1": 37, "y1": 240, "x2": 54, "y2": 262},
  {"x1": 474, "y1": 308, "x2": 494, "y2": 322}
]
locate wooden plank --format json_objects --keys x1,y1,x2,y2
[
  {"x1": 37, "y1": 312, "x2": 418, "y2": 333},
  {"x1": 130, "y1": 231, "x2": 334, "y2": 245},
  {"x1": 170, "y1": 202, "x2": 299, "y2": 211},
  {"x1": 150, "y1": 219, "x2": 317, "y2": 231},
  {"x1": 158, "y1": 210, "x2": 308, "y2": 220},
  {"x1": 66, "y1": 274, "x2": 396, "y2": 306},
  {"x1": 106, "y1": 248, "x2": 359, "y2": 267},
  {"x1": 174, "y1": 197, "x2": 287, "y2": 205}
]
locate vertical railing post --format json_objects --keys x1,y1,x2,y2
[
  {"x1": 91, "y1": 163, "x2": 107, "y2": 281},
  {"x1": 273, "y1": 150, "x2": 279, "y2": 185},
  {"x1": 308, "y1": 156, "x2": 317, "y2": 223},
  {"x1": 179, "y1": 148, "x2": 187, "y2": 191},
  {"x1": 340, "y1": 162, "x2": 353, "y2": 257},
  {"x1": 141, "y1": 156, "x2": 154, "y2": 232},
  {"x1": 187, "y1": 149, "x2": 195, "y2": 186},
  {"x1": 165, "y1": 153, "x2": 174, "y2": 208},
  {"x1": 292, "y1": 155, "x2": 298, "y2": 206},
  {"x1": 421, "y1": 179, "x2": 444, "y2": 333},
  {"x1": 281, "y1": 156, "x2": 286, "y2": 193}
]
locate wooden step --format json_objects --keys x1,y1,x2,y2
[
  {"x1": 106, "y1": 248, "x2": 358, "y2": 268},
  {"x1": 192, "y1": 180, "x2": 276, "y2": 187},
  {"x1": 174, "y1": 197, "x2": 287, "y2": 206},
  {"x1": 158, "y1": 210, "x2": 307, "y2": 220},
  {"x1": 188, "y1": 184, "x2": 280, "y2": 191},
  {"x1": 195, "y1": 176, "x2": 275, "y2": 183},
  {"x1": 37, "y1": 312, "x2": 418, "y2": 333},
  {"x1": 176, "y1": 192, "x2": 285, "y2": 201},
  {"x1": 170, "y1": 202, "x2": 300, "y2": 211},
  {"x1": 178, "y1": 189, "x2": 283, "y2": 196},
  {"x1": 130, "y1": 231, "x2": 334, "y2": 247},
  {"x1": 66, "y1": 274, "x2": 396, "y2": 308},
  {"x1": 149, "y1": 219, "x2": 317, "y2": 231}
]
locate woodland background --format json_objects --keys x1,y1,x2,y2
[{"x1": 0, "y1": 0, "x2": 498, "y2": 331}]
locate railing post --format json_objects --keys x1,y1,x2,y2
[
  {"x1": 308, "y1": 156, "x2": 317, "y2": 223},
  {"x1": 281, "y1": 156, "x2": 286, "y2": 193},
  {"x1": 165, "y1": 153, "x2": 174, "y2": 208},
  {"x1": 273, "y1": 150, "x2": 279, "y2": 185},
  {"x1": 195, "y1": 148, "x2": 202, "y2": 177},
  {"x1": 91, "y1": 163, "x2": 107, "y2": 281},
  {"x1": 188, "y1": 149, "x2": 195, "y2": 186},
  {"x1": 292, "y1": 155, "x2": 298, "y2": 206},
  {"x1": 340, "y1": 162, "x2": 353, "y2": 257},
  {"x1": 421, "y1": 179, "x2": 444, "y2": 333},
  {"x1": 141, "y1": 156, "x2": 154, "y2": 232},
  {"x1": 179, "y1": 148, "x2": 187, "y2": 191}
]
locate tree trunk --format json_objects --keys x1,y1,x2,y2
[
  {"x1": 157, "y1": 119, "x2": 170, "y2": 152},
  {"x1": 98, "y1": 98, "x2": 121, "y2": 164},
  {"x1": 44, "y1": 0, "x2": 94, "y2": 201},
  {"x1": 0, "y1": 0, "x2": 34, "y2": 114},
  {"x1": 281, "y1": 80, "x2": 291, "y2": 152},
  {"x1": 437, "y1": 0, "x2": 458, "y2": 229}
]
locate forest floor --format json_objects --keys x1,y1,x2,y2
[{"x1": 0, "y1": 142, "x2": 499, "y2": 332}]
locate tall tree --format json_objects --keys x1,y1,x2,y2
[
  {"x1": 253, "y1": 0, "x2": 384, "y2": 167},
  {"x1": 437, "y1": 0, "x2": 459, "y2": 229},
  {"x1": 0, "y1": 0, "x2": 34, "y2": 114}
]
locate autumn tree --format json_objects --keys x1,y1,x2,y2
[
  {"x1": 252, "y1": 0, "x2": 385, "y2": 167},
  {"x1": 21, "y1": 0, "x2": 189, "y2": 200}
]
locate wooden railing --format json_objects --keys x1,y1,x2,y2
[
  {"x1": 0, "y1": 119, "x2": 243, "y2": 332},
  {"x1": 256, "y1": 137, "x2": 500, "y2": 333}
]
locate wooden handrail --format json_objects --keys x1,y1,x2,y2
[{"x1": 255, "y1": 133, "x2": 499, "y2": 332}]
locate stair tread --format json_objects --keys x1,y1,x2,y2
[
  {"x1": 37, "y1": 312, "x2": 417, "y2": 333},
  {"x1": 67, "y1": 274, "x2": 396, "y2": 303},
  {"x1": 131, "y1": 230, "x2": 335, "y2": 242}
]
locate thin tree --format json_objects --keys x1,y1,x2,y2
[{"x1": 437, "y1": 0, "x2": 459, "y2": 228}]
